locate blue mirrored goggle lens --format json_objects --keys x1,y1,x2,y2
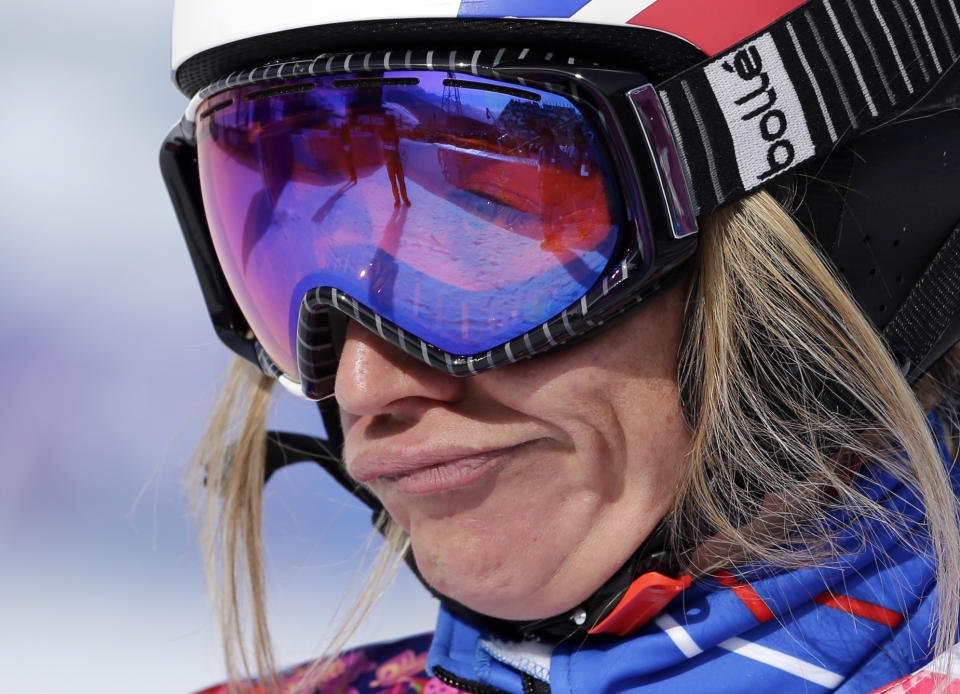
[{"x1": 196, "y1": 71, "x2": 626, "y2": 378}]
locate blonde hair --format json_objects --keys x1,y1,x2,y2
[
  {"x1": 189, "y1": 190, "x2": 960, "y2": 690},
  {"x1": 675, "y1": 192, "x2": 960, "y2": 651}
]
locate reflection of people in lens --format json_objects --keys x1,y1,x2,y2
[
  {"x1": 537, "y1": 130, "x2": 562, "y2": 252},
  {"x1": 368, "y1": 204, "x2": 409, "y2": 317},
  {"x1": 382, "y1": 112, "x2": 411, "y2": 207},
  {"x1": 339, "y1": 120, "x2": 358, "y2": 184}
]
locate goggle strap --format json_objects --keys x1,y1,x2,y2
[
  {"x1": 657, "y1": 0, "x2": 958, "y2": 217},
  {"x1": 262, "y1": 429, "x2": 384, "y2": 516},
  {"x1": 884, "y1": 219, "x2": 960, "y2": 380}
]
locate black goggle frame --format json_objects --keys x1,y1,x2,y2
[{"x1": 161, "y1": 48, "x2": 700, "y2": 399}]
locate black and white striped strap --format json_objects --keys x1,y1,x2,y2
[{"x1": 658, "y1": 0, "x2": 960, "y2": 216}]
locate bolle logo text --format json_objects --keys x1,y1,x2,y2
[{"x1": 722, "y1": 46, "x2": 794, "y2": 181}]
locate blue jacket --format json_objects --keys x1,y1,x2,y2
[{"x1": 427, "y1": 462, "x2": 954, "y2": 693}]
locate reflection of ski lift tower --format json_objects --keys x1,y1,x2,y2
[
  {"x1": 439, "y1": 72, "x2": 464, "y2": 182},
  {"x1": 441, "y1": 72, "x2": 463, "y2": 117}
]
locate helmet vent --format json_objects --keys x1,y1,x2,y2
[
  {"x1": 443, "y1": 78, "x2": 541, "y2": 102},
  {"x1": 246, "y1": 83, "x2": 316, "y2": 101},
  {"x1": 333, "y1": 77, "x2": 420, "y2": 88},
  {"x1": 199, "y1": 99, "x2": 234, "y2": 120}
]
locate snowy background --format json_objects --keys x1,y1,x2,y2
[{"x1": 0, "y1": 1, "x2": 435, "y2": 691}]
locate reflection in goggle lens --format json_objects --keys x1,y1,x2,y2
[{"x1": 197, "y1": 71, "x2": 625, "y2": 378}]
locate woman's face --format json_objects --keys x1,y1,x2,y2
[{"x1": 337, "y1": 282, "x2": 691, "y2": 621}]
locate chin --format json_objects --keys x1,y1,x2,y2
[
  {"x1": 415, "y1": 553, "x2": 572, "y2": 620},
  {"x1": 407, "y1": 526, "x2": 600, "y2": 621},
  {"x1": 378, "y1": 449, "x2": 664, "y2": 621}
]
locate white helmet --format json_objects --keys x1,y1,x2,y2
[{"x1": 172, "y1": 0, "x2": 809, "y2": 96}]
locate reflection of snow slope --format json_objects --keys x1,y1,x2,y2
[
  {"x1": 270, "y1": 156, "x2": 577, "y2": 290},
  {"x1": 400, "y1": 138, "x2": 616, "y2": 253},
  {"x1": 277, "y1": 146, "x2": 611, "y2": 289},
  {"x1": 433, "y1": 141, "x2": 531, "y2": 166},
  {"x1": 383, "y1": 102, "x2": 420, "y2": 126},
  {"x1": 238, "y1": 149, "x2": 616, "y2": 355}
]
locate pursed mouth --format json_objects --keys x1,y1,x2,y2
[{"x1": 356, "y1": 442, "x2": 537, "y2": 495}]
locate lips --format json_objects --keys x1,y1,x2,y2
[{"x1": 348, "y1": 442, "x2": 535, "y2": 495}]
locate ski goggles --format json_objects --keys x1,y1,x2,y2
[{"x1": 161, "y1": 49, "x2": 698, "y2": 399}]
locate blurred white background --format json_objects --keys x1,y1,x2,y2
[{"x1": 0, "y1": 1, "x2": 436, "y2": 691}]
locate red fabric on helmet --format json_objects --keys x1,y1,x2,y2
[{"x1": 628, "y1": 0, "x2": 807, "y2": 56}]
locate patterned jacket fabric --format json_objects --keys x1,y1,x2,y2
[{"x1": 193, "y1": 632, "x2": 467, "y2": 694}]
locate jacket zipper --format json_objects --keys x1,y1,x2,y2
[
  {"x1": 433, "y1": 666, "x2": 552, "y2": 694},
  {"x1": 433, "y1": 665, "x2": 508, "y2": 694},
  {"x1": 522, "y1": 673, "x2": 552, "y2": 694}
]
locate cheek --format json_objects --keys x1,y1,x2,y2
[
  {"x1": 502, "y1": 351, "x2": 687, "y2": 498},
  {"x1": 607, "y1": 357, "x2": 690, "y2": 516},
  {"x1": 621, "y1": 389, "x2": 690, "y2": 508},
  {"x1": 497, "y1": 291, "x2": 691, "y2": 519}
]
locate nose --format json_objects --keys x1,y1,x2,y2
[{"x1": 334, "y1": 320, "x2": 466, "y2": 417}]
